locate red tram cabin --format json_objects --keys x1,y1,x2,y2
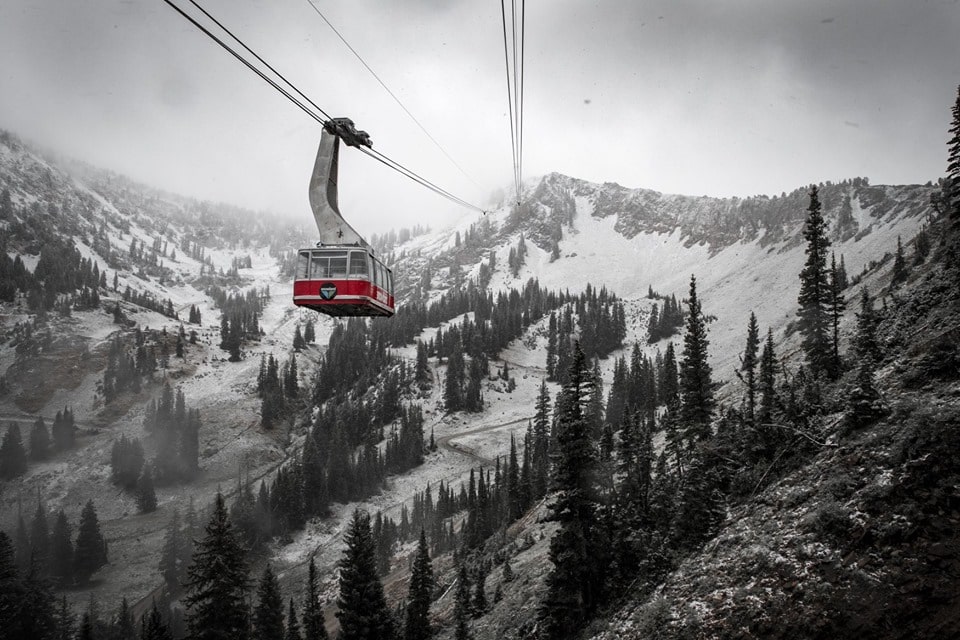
[{"x1": 293, "y1": 246, "x2": 395, "y2": 317}]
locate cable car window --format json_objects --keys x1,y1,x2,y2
[
  {"x1": 349, "y1": 251, "x2": 369, "y2": 277},
  {"x1": 297, "y1": 251, "x2": 310, "y2": 279},
  {"x1": 310, "y1": 252, "x2": 328, "y2": 278},
  {"x1": 386, "y1": 269, "x2": 393, "y2": 295},
  {"x1": 377, "y1": 262, "x2": 386, "y2": 289},
  {"x1": 330, "y1": 254, "x2": 348, "y2": 277}
]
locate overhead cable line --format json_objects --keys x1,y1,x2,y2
[
  {"x1": 184, "y1": 0, "x2": 332, "y2": 122},
  {"x1": 163, "y1": 0, "x2": 486, "y2": 215},
  {"x1": 500, "y1": 0, "x2": 526, "y2": 206},
  {"x1": 304, "y1": 0, "x2": 478, "y2": 188}
]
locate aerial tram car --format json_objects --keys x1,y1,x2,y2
[{"x1": 293, "y1": 118, "x2": 396, "y2": 317}]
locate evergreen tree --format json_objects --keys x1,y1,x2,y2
[
  {"x1": 73, "y1": 500, "x2": 107, "y2": 584},
  {"x1": 946, "y1": 85, "x2": 960, "y2": 230},
  {"x1": 336, "y1": 510, "x2": 394, "y2": 640},
  {"x1": 678, "y1": 275, "x2": 714, "y2": 444},
  {"x1": 844, "y1": 361, "x2": 886, "y2": 430},
  {"x1": 740, "y1": 312, "x2": 760, "y2": 425},
  {"x1": 891, "y1": 235, "x2": 907, "y2": 285},
  {"x1": 541, "y1": 341, "x2": 607, "y2": 638},
  {"x1": 29, "y1": 416, "x2": 51, "y2": 461},
  {"x1": 532, "y1": 380, "x2": 551, "y2": 499},
  {"x1": 0, "y1": 531, "x2": 24, "y2": 634},
  {"x1": 796, "y1": 185, "x2": 833, "y2": 377},
  {"x1": 827, "y1": 253, "x2": 847, "y2": 378},
  {"x1": 472, "y1": 565, "x2": 487, "y2": 617},
  {"x1": 158, "y1": 510, "x2": 184, "y2": 595},
  {"x1": 852, "y1": 287, "x2": 882, "y2": 368},
  {"x1": 293, "y1": 325, "x2": 306, "y2": 352},
  {"x1": 30, "y1": 501, "x2": 51, "y2": 578},
  {"x1": 136, "y1": 465, "x2": 158, "y2": 513},
  {"x1": 140, "y1": 603, "x2": 172, "y2": 640},
  {"x1": 184, "y1": 492, "x2": 251, "y2": 640},
  {"x1": 304, "y1": 318, "x2": 316, "y2": 344},
  {"x1": 404, "y1": 529, "x2": 434, "y2": 640},
  {"x1": 112, "y1": 598, "x2": 136, "y2": 640},
  {"x1": 0, "y1": 423, "x2": 28, "y2": 479},
  {"x1": 444, "y1": 341, "x2": 465, "y2": 412},
  {"x1": 453, "y1": 565, "x2": 472, "y2": 640},
  {"x1": 285, "y1": 599, "x2": 302, "y2": 640},
  {"x1": 14, "y1": 514, "x2": 30, "y2": 575},
  {"x1": 50, "y1": 509, "x2": 74, "y2": 586},
  {"x1": 302, "y1": 557, "x2": 329, "y2": 640},
  {"x1": 53, "y1": 595, "x2": 76, "y2": 640},
  {"x1": 254, "y1": 565, "x2": 285, "y2": 640}
]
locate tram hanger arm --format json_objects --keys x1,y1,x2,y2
[{"x1": 309, "y1": 119, "x2": 371, "y2": 248}]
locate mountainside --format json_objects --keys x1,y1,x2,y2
[{"x1": 0, "y1": 124, "x2": 951, "y2": 640}]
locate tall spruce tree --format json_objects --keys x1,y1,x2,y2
[
  {"x1": 29, "y1": 416, "x2": 51, "y2": 461},
  {"x1": 797, "y1": 185, "x2": 834, "y2": 377},
  {"x1": 285, "y1": 599, "x2": 302, "y2": 640},
  {"x1": 453, "y1": 565, "x2": 472, "y2": 640},
  {"x1": 254, "y1": 565, "x2": 285, "y2": 640},
  {"x1": 158, "y1": 510, "x2": 183, "y2": 595},
  {"x1": 541, "y1": 341, "x2": 607, "y2": 638},
  {"x1": 0, "y1": 423, "x2": 27, "y2": 479},
  {"x1": 740, "y1": 312, "x2": 760, "y2": 425},
  {"x1": 50, "y1": 509, "x2": 73, "y2": 586},
  {"x1": 183, "y1": 492, "x2": 251, "y2": 640},
  {"x1": 336, "y1": 510, "x2": 394, "y2": 640},
  {"x1": 827, "y1": 253, "x2": 847, "y2": 377},
  {"x1": 852, "y1": 287, "x2": 882, "y2": 368},
  {"x1": 678, "y1": 275, "x2": 714, "y2": 444},
  {"x1": 30, "y1": 501, "x2": 51, "y2": 578},
  {"x1": 302, "y1": 557, "x2": 329, "y2": 639},
  {"x1": 140, "y1": 603, "x2": 172, "y2": 640},
  {"x1": 73, "y1": 500, "x2": 108, "y2": 584},
  {"x1": 136, "y1": 466, "x2": 158, "y2": 513},
  {"x1": 404, "y1": 529, "x2": 434, "y2": 640}
]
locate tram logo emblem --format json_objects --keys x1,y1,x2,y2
[{"x1": 320, "y1": 283, "x2": 337, "y2": 300}]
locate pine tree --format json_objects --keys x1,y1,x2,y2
[
  {"x1": 29, "y1": 416, "x2": 51, "y2": 461},
  {"x1": 184, "y1": 492, "x2": 251, "y2": 640},
  {"x1": 112, "y1": 598, "x2": 136, "y2": 640},
  {"x1": 741, "y1": 312, "x2": 760, "y2": 425},
  {"x1": 891, "y1": 235, "x2": 907, "y2": 285},
  {"x1": 756, "y1": 328, "x2": 779, "y2": 455},
  {"x1": 532, "y1": 380, "x2": 551, "y2": 499},
  {"x1": 336, "y1": 510, "x2": 394, "y2": 640},
  {"x1": 797, "y1": 185, "x2": 833, "y2": 377},
  {"x1": 472, "y1": 565, "x2": 487, "y2": 617},
  {"x1": 50, "y1": 509, "x2": 74, "y2": 586},
  {"x1": 678, "y1": 275, "x2": 714, "y2": 444},
  {"x1": 304, "y1": 318, "x2": 316, "y2": 344},
  {"x1": 0, "y1": 531, "x2": 22, "y2": 633},
  {"x1": 159, "y1": 510, "x2": 183, "y2": 595},
  {"x1": 293, "y1": 325, "x2": 306, "y2": 352},
  {"x1": 53, "y1": 595, "x2": 76, "y2": 640},
  {"x1": 140, "y1": 603, "x2": 172, "y2": 640},
  {"x1": 254, "y1": 564, "x2": 285, "y2": 640},
  {"x1": 827, "y1": 253, "x2": 847, "y2": 378},
  {"x1": 285, "y1": 599, "x2": 302, "y2": 640},
  {"x1": 404, "y1": 529, "x2": 434, "y2": 640},
  {"x1": 0, "y1": 422, "x2": 28, "y2": 479},
  {"x1": 852, "y1": 287, "x2": 882, "y2": 368},
  {"x1": 302, "y1": 557, "x2": 329, "y2": 640},
  {"x1": 30, "y1": 501, "x2": 51, "y2": 578},
  {"x1": 137, "y1": 465, "x2": 158, "y2": 513},
  {"x1": 541, "y1": 341, "x2": 607, "y2": 638},
  {"x1": 453, "y1": 565, "x2": 472, "y2": 640},
  {"x1": 73, "y1": 500, "x2": 108, "y2": 584}
]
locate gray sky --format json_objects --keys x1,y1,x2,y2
[{"x1": 1, "y1": 0, "x2": 958, "y2": 234}]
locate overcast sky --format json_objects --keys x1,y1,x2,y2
[{"x1": 1, "y1": 0, "x2": 958, "y2": 234}]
